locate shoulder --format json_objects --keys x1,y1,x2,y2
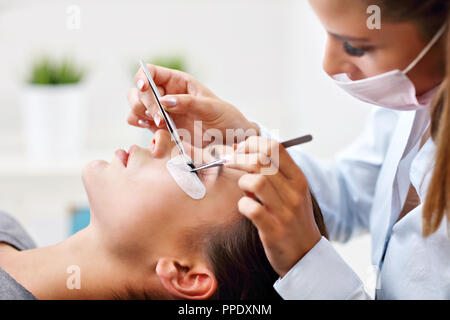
[
  {"x1": 0, "y1": 211, "x2": 37, "y2": 251},
  {"x1": 0, "y1": 268, "x2": 37, "y2": 300}
]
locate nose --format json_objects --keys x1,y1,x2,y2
[
  {"x1": 322, "y1": 35, "x2": 359, "y2": 78},
  {"x1": 151, "y1": 130, "x2": 175, "y2": 159},
  {"x1": 151, "y1": 129, "x2": 197, "y2": 161}
]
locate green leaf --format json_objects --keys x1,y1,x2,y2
[{"x1": 28, "y1": 56, "x2": 84, "y2": 85}]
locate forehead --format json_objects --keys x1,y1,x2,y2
[
  {"x1": 308, "y1": 0, "x2": 383, "y2": 39},
  {"x1": 309, "y1": 0, "x2": 368, "y2": 23}
]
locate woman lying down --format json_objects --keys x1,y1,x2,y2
[{"x1": 0, "y1": 130, "x2": 328, "y2": 300}]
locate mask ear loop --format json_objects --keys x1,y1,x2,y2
[{"x1": 403, "y1": 24, "x2": 447, "y2": 75}]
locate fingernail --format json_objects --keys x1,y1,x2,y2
[
  {"x1": 145, "y1": 110, "x2": 153, "y2": 119},
  {"x1": 154, "y1": 114, "x2": 162, "y2": 127},
  {"x1": 160, "y1": 96, "x2": 177, "y2": 108},
  {"x1": 137, "y1": 79, "x2": 145, "y2": 90},
  {"x1": 138, "y1": 119, "x2": 150, "y2": 128}
]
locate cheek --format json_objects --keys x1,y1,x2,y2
[
  {"x1": 92, "y1": 165, "x2": 189, "y2": 249},
  {"x1": 205, "y1": 176, "x2": 244, "y2": 218},
  {"x1": 341, "y1": 53, "x2": 390, "y2": 80},
  {"x1": 360, "y1": 53, "x2": 395, "y2": 77},
  {"x1": 357, "y1": 40, "x2": 419, "y2": 78}
]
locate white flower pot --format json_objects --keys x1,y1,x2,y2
[{"x1": 22, "y1": 84, "x2": 85, "y2": 162}]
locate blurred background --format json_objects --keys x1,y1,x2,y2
[{"x1": 0, "y1": 0, "x2": 377, "y2": 296}]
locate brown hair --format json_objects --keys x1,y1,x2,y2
[
  {"x1": 205, "y1": 192, "x2": 328, "y2": 300},
  {"x1": 423, "y1": 24, "x2": 450, "y2": 236},
  {"x1": 365, "y1": 0, "x2": 449, "y2": 38}
]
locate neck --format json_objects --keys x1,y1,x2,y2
[{"x1": 0, "y1": 226, "x2": 148, "y2": 299}]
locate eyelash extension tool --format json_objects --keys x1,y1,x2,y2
[
  {"x1": 140, "y1": 60, "x2": 195, "y2": 169},
  {"x1": 189, "y1": 134, "x2": 313, "y2": 173}
]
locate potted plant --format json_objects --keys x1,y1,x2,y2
[
  {"x1": 22, "y1": 57, "x2": 86, "y2": 162},
  {"x1": 131, "y1": 54, "x2": 188, "y2": 75},
  {"x1": 151, "y1": 54, "x2": 187, "y2": 72}
]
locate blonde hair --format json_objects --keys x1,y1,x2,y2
[{"x1": 422, "y1": 25, "x2": 450, "y2": 236}]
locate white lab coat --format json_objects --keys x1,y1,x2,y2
[{"x1": 257, "y1": 102, "x2": 450, "y2": 299}]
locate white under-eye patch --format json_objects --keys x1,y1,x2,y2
[{"x1": 166, "y1": 155, "x2": 206, "y2": 200}]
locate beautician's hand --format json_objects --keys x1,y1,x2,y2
[
  {"x1": 128, "y1": 64, "x2": 259, "y2": 146},
  {"x1": 224, "y1": 137, "x2": 322, "y2": 277}
]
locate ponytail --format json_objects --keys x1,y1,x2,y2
[{"x1": 423, "y1": 78, "x2": 450, "y2": 236}]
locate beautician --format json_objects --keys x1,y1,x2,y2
[{"x1": 128, "y1": 0, "x2": 450, "y2": 299}]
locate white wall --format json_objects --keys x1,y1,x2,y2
[{"x1": 0, "y1": 0, "x2": 375, "y2": 295}]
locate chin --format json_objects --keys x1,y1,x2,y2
[
  {"x1": 83, "y1": 159, "x2": 108, "y2": 177},
  {"x1": 82, "y1": 160, "x2": 108, "y2": 193}
]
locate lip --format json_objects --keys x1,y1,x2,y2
[{"x1": 115, "y1": 149, "x2": 129, "y2": 167}]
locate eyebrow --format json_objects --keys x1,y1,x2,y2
[{"x1": 328, "y1": 32, "x2": 370, "y2": 42}]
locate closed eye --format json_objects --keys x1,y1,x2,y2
[
  {"x1": 328, "y1": 31, "x2": 374, "y2": 58},
  {"x1": 196, "y1": 146, "x2": 222, "y2": 180}
]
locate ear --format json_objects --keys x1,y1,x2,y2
[{"x1": 155, "y1": 258, "x2": 217, "y2": 300}]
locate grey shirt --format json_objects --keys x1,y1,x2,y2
[{"x1": 0, "y1": 211, "x2": 37, "y2": 300}]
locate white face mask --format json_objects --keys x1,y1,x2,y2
[{"x1": 332, "y1": 25, "x2": 446, "y2": 111}]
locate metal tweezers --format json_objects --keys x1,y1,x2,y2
[
  {"x1": 190, "y1": 134, "x2": 313, "y2": 172},
  {"x1": 140, "y1": 60, "x2": 195, "y2": 169}
]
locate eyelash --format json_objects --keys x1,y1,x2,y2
[
  {"x1": 194, "y1": 147, "x2": 221, "y2": 180},
  {"x1": 196, "y1": 170, "x2": 206, "y2": 178},
  {"x1": 195, "y1": 167, "x2": 215, "y2": 178},
  {"x1": 343, "y1": 41, "x2": 372, "y2": 57}
]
